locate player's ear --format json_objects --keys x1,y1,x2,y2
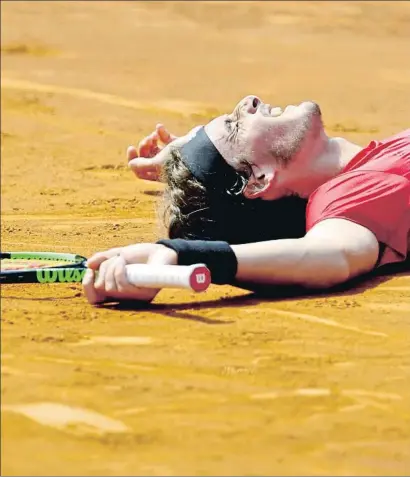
[{"x1": 243, "y1": 171, "x2": 275, "y2": 199}]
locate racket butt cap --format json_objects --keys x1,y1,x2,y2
[{"x1": 189, "y1": 265, "x2": 211, "y2": 292}]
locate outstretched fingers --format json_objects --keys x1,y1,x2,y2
[
  {"x1": 127, "y1": 145, "x2": 138, "y2": 161},
  {"x1": 156, "y1": 123, "x2": 177, "y2": 145},
  {"x1": 137, "y1": 132, "x2": 160, "y2": 158}
]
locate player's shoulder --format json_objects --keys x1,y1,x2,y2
[
  {"x1": 307, "y1": 170, "x2": 408, "y2": 217},
  {"x1": 306, "y1": 170, "x2": 409, "y2": 232},
  {"x1": 310, "y1": 169, "x2": 407, "y2": 202}
]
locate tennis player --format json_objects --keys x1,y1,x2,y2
[{"x1": 83, "y1": 96, "x2": 410, "y2": 304}]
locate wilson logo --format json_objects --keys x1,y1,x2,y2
[
  {"x1": 195, "y1": 273, "x2": 206, "y2": 284},
  {"x1": 36, "y1": 268, "x2": 86, "y2": 283}
]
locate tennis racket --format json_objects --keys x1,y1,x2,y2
[{"x1": 0, "y1": 251, "x2": 211, "y2": 292}]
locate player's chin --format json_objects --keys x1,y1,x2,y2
[{"x1": 301, "y1": 101, "x2": 322, "y2": 117}]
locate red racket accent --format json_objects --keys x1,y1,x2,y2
[{"x1": 189, "y1": 265, "x2": 211, "y2": 292}]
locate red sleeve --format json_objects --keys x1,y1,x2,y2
[{"x1": 306, "y1": 171, "x2": 410, "y2": 266}]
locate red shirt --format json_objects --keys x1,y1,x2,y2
[{"x1": 306, "y1": 129, "x2": 410, "y2": 267}]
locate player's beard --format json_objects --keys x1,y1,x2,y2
[{"x1": 269, "y1": 103, "x2": 322, "y2": 168}]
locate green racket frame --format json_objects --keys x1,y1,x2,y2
[{"x1": 1, "y1": 252, "x2": 88, "y2": 284}]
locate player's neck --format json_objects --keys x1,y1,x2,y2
[
  {"x1": 290, "y1": 135, "x2": 362, "y2": 198},
  {"x1": 315, "y1": 136, "x2": 362, "y2": 174}
]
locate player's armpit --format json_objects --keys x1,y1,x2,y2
[{"x1": 305, "y1": 218, "x2": 380, "y2": 280}]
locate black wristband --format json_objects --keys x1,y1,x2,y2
[{"x1": 156, "y1": 239, "x2": 238, "y2": 285}]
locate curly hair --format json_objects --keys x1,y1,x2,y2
[{"x1": 160, "y1": 145, "x2": 307, "y2": 244}]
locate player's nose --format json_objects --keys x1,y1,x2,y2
[{"x1": 238, "y1": 95, "x2": 261, "y2": 115}]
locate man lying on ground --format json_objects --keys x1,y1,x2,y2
[
  {"x1": 83, "y1": 96, "x2": 410, "y2": 304},
  {"x1": 128, "y1": 123, "x2": 308, "y2": 245}
]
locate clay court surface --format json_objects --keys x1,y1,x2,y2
[{"x1": 1, "y1": 1, "x2": 410, "y2": 475}]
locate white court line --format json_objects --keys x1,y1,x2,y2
[
  {"x1": 69, "y1": 336, "x2": 154, "y2": 347},
  {"x1": 2, "y1": 402, "x2": 129, "y2": 435},
  {"x1": 2, "y1": 77, "x2": 210, "y2": 117},
  {"x1": 249, "y1": 308, "x2": 388, "y2": 337},
  {"x1": 251, "y1": 387, "x2": 402, "y2": 401}
]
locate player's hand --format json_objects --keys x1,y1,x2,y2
[
  {"x1": 128, "y1": 124, "x2": 203, "y2": 182},
  {"x1": 127, "y1": 124, "x2": 178, "y2": 182},
  {"x1": 82, "y1": 243, "x2": 177, "y2": 305}
]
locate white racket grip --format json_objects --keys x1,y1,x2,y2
[{"x1": 125, "y1": 263, "x2": 211, "y2": 292}]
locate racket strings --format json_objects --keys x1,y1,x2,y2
[{"x1": 1, "y1": 258, "x2": 77, "y2": 271}]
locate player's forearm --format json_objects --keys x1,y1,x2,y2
[{"x1": 231, "y1": 237, "x2": 349, "y2": 288}]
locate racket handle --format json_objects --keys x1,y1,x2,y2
[{"x1": 125, "y1": 263, "x2": 211, "y2": 292}]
